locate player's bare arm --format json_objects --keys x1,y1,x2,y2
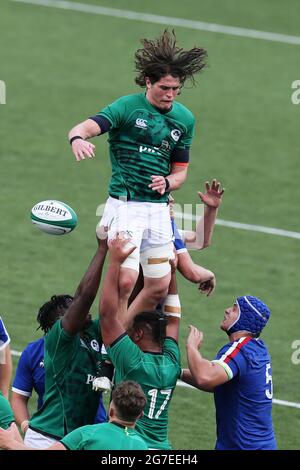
[
  {"x1": 184, "y1": 179, "x2": 225, "y2": 249},
  {"x1": 0, "y1": 423, "x2": 24, "y2": 450},
  {"x1": 11, "y1": 392, "x2": 30, "y2": 430},
  {"x1": 0, "y1": 425, "x2": 66, "y2": 450},
  {"x1": 164, "y1": 258, "x2": 181, "y2": 342},
  {"x1": 99, "y1": 235, "x2": 136, "y2": 346},
  {"x1": 149, "y1": 163, "x2": 188, "y2": 195},
  {"x1": 180, "y1": 368, "x2": 199, "y2": 388},
  {"x1": 68, "y1": 119, "x2": 100, "y2": 161},
  {"x1": 0, "y1": 346, "x2": 12, "y2": 398},
  {"x1": 186, "y1": 325, "x2": 228, "y2": 391},
  {"x1": 62, "y1": 238, "x2": 107, "y2": 335},
  {"x1": 176, "y1": 252, "x2": 216, "y2": 296}
]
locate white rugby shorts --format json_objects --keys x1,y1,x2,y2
[{"x1": 98, "y1": 197, "x2": 173, "y2": 274}]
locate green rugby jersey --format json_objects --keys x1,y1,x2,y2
[
  {"x1": 108, "y1": 334, "x2": 181, "y2": 449},
  {"x1": 0, "y1": 391, "x2": 14, "y2": 430},
  {"x1": 61, "y1": 422, "x2": 147, "y2": 450},
  {"x1": 96, "y1": 93, "x2": 195, "y2": 202},
  {"x1": 29, "y1": 319, "x2": 103, "y2": 439}
]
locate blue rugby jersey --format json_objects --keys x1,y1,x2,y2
[
  {"x1": 213, "y1": 337, "x2": 277, "y2": 450},
  {"x1": 0, "y1": 317, "x2": 10, "y2": 350},
  {"x1": 12, "y1": 338, "x2": 45, "y2": 409},
  {"x1": 12, "y1": 337, "x2": 107, "y2": 423}
]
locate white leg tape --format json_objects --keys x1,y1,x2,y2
[
  {"x1": 140, "y1": 243, "x2": 174, "y2": 278},
  {"x1": 120, "y1": 242, "x2": 140, "y2": 272},
  {"x1": 162, "y1": 294, "x2": 182, "y2": 317}
]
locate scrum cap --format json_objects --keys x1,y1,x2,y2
[{"x1": 227, "y1": 296, "x2": 270, "y2": 335}]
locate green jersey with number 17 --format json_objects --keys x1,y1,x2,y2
[
  {"x1": 96, "y1": 93, "x2": 195, "y2": 202},
  {"x1": 107, "y1": 334, "x2": 181, "y2": 449}
]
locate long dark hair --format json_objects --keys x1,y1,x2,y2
[{"x1": 135, "y1": 29, "x2": 207, "y2": 87}]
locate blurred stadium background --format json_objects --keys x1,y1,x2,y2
[{"x1": 1, "y1": 0, "x2": 300, "y2": 449}]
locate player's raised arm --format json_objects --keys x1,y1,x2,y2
[
  {"x1": 162, "y1": 258, "x2": 181, "y2": 342},
  {"x1": 68, "y1": 118, "x2": 100, "y2": 161},
  {"x1": 186, "y1": 325, "x2": 228, "y2": 391},
  {"x1": 62, "y1": 238, "x2": 107, "y2": 335},
  {"x1": 99, "y1": 236, "x2": 136, "y2": 346}
]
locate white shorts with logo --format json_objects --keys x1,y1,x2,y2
[{"x1": 99, "y1": 197, "x2": 174, "y2": 276}]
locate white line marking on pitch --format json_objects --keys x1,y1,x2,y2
[
  {"x1": 175, "y1": 212, "x2": 300, "y2": 240},
  {"x1": 12, "y1": 0, "x2": 300, "y2": 46},
  {"x1": 177, "y1": 380, "x2": 300, "y2": 409}
]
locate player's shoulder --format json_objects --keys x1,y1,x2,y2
[
  {"x1": 132, "y1": 434, "x2": 148, "y2": 450},
  {"x1": 109, "y1": 333, "x2": 136, "y2": 351},
  {"x1": 23, "y1": 337, "x2": 44, "y2": 355},
  {"x1": 245, "y1": 337, "x2": 271, "y2": 360},
  {"x1": 172, "y1": 101, "x2": 195, "y2": 124},
  {"x1": 111, "y1": 93, "x2": 144, "y2": 107},
  {"x1": 164, "y1": 336, "x2": 179, "y2": 348},
  {"x1": 45, "y1": 318, "x2": 62, "y2": 338},
  {"x1": 216, "y1": 337, "x2": 258, "y2": 362},
  {"x1": 163, "y1": 337, "x2": 180, "y2": 363},
  {"x1": 44, "y1": 318, "x2": 73, "y2": 346}
]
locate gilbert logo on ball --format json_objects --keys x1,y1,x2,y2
[{"x1": 31, "y1": 200, "x2": 77, "y2": 235}]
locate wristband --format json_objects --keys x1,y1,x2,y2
[
  {"x1": 69, "y1": 135, "x2": 83, "y2": 145},
  {"x1": 164, "y1": 177, "x2": 170, "y2": 192}
]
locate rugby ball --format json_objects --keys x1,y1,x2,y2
[{"x1": 31, "y1": 200, "x2": 77, "y2": 235}]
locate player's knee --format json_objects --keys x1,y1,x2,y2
[
  {"x1": 119, "y1": 275, "x2": 136, "y2": 297},
  {"x1": 152, "y1": 284, "x2": 169, "y2": 304},
  {"x1": 154, "y1": 284, "x2": 170, "y2": 302},
  {"x1": 144, "y1": 275, "x2": 170, "y2": 305}
]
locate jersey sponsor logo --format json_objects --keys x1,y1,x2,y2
[
  {"x1": 90, "y1": 339, "x2": 100, "y2": 352},
  {"x1": 86, "y1": 373, "x2": 97, "y2": 385},
  {"x1": 139, "y1": 145, "x2": 162, "y2": 156},
  {"x1": 39, "y1": 359, "x2": 44, "y2": 368},
  {"x1": 170, "y1": 129, "x2": 181, "y2": 142},
  {"x1": 135, "y1": 118, "x2": 148, "y2": 129}
]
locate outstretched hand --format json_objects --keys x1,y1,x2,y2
[
  {"x1": 187, "y1": 325, "x2": 204, "y2": 350},
  {"x1": 108, "y1": 233, "x2": 136, "y2": 264},
  {"x1": 71, "y1": 139, "x2": 96, "y2": 161},
  {"x1": 198, "y1": 179, "x2": 225, "y2": 208}
]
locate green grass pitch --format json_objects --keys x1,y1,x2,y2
[{"x1": 1, "y1": 0, "x2": 300, "y2": 449}]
